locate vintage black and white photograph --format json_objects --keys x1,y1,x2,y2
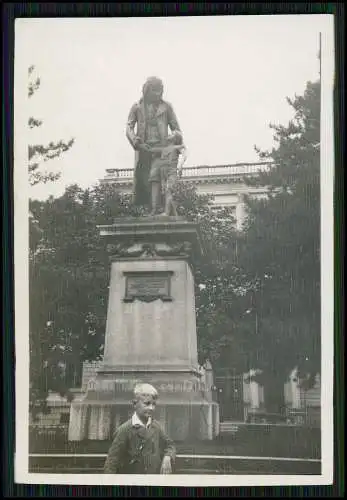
[{"x1": 14, "y1": 14, "x2": 334, "y2": 486}]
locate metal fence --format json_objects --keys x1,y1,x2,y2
[
  {"x1": 101, "y1": 162, "x2": 273, "y2": 183},
  {"x1": 28, "y1": 453, "x2": 321, "y2": 475},
  {"x1": 28, "y1": 418, "x2": 321, "y2": 464}
]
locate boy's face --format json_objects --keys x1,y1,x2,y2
[{"x1": 134, "y1": 394, "x2": 157, "y2": 423}]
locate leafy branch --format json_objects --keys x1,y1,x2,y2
[{"x1": 28, "y1": 65, "x2": 75, "y2": 186}]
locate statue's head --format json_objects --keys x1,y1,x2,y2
[{"x1": 142, "y1": 76, "x2": 164, "y2": 103}]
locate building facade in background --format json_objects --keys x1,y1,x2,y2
[{"x1": 100, "y1": 162, "x2": 272, "y2": 231}]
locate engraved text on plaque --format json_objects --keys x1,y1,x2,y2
[{"x1": 123, "y1": 271, "x2": 173, "y2": 303}]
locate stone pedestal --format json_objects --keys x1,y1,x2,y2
[{"x1": 68, "y1": 216, "x2": 219, "y2": 441}]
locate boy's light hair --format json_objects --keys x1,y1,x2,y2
[{"x1": 133, "y1": 383, "x2": 158, "y2": 400}]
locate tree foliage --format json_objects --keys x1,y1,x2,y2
[
  {"x1": 236, "y1": 80, "x2": 321, "y2": 407},
  {"x1": 28, "y1": 65, "x2": 75, "y2": 186}
]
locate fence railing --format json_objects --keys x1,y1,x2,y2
[
  {"x1": 28, "y1": 453, "x2": 321, "y2": 475},
  {"x1": 102, "y1": 162, "x2": 273, "y2": 183},
  {"x1": 28, "y1": 419, "x2": 321, "y2": 461},
  {"x1": 243, "y1": 406, "x2": 320, "y2": 428}
]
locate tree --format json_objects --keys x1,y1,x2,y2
[
  {"x1": 173, "y1": 182, "x2": 245, "y2": 366},
  {"x1": 28, "y1": 65, "x2": 75, "y2": 186},
  {"x1": 27, "y1": 62, "x2": 75, "y2": 412},
  {"x1": 29, "y1": 184, "x2": 119, "y2": 410},
  {"x1": 236, "y1": 80, "x2": 321, "y2": 412}
]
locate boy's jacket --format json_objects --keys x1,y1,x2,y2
[{"x1": 104, "y1": 418, "x2": 176, "y2": 474}]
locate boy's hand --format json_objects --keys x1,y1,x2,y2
[{"x1": 160, "y1": 456, "x2": 172, "y2": 474}]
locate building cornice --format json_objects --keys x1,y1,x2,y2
[{"x1": 100, "y1": 161, "x2": 273, "y2": 188}]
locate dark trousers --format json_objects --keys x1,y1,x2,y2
[{"x1": 134, "y1": 150, "x2": 162, "y2": 208}]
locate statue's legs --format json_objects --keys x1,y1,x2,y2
[
  {"x1": 149, "y1": 156, "x2": 164, "y2": 215},
  {"x1": 150, "y1": 181, "x2": 161, "y2": 215},
  {"x1": 162, "y1": 163, "x2": 178, "y2": 216},
  {"x1": 163, "y1": 192, "x2": 178, "y2": 217},
  {"x1": 134, "y1": 152, "x2": 152, "y2": 208}
]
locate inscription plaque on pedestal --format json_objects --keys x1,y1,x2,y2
[{"x1": 123, "y1": 271, "x2": 173, "y2": 302}]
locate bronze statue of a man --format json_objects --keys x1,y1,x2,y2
[{"x1": 126, "y1": 77, "x2": 185, "y2": 215}]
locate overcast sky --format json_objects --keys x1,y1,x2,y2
[{"x1": 15, "y1": 15, "x2": 332, "y2": 200}]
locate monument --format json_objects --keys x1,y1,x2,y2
[{"x1": 68, "y1": 77, "x2": 219, "y2": 442}]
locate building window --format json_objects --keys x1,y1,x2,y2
[{"x1": 60, "y1": 413, "x2": 70, "y2": 425}]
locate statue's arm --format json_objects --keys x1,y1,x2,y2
[
  {"x1": 177, "y1": 146, "x2": 188, "y2": 172},
  {"x1": 167, "y1": 103, "x2": 182, "y2": 136},
  {"x1": 126, "y1": 103, "x2": 138, "y2": 149}
]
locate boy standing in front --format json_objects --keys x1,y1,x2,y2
[{"x1": 104, "y1": 384, "x2": 176, "y2": 474}]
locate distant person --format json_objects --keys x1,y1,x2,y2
[{"x1": 104, "y1": 383, "x2": 176, "y2": 474}]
